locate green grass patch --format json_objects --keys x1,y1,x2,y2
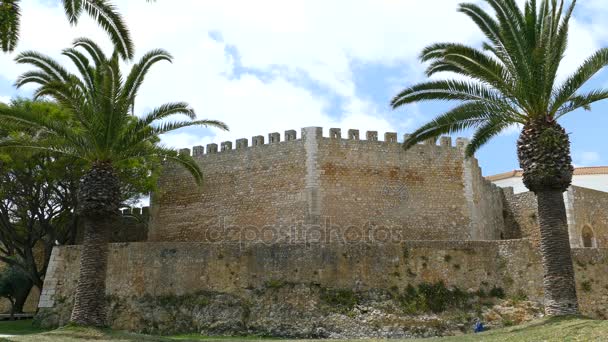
[
  {"x1": 424, "y1": 316, "x2": 608, "y2": 342},
  {"x1": 2, "y1": 317, "x2": 607, "y2": 342},
  {"x1": 0, "y1": 320, "x2": 50, "y2": 335}
]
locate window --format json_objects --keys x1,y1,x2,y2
[{"x1": 582, "y1": 226, "x2": 595, "y2": 248}]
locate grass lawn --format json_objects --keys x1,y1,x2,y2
[
  {"x1": 0, "y1": 320, "x2": 49, "y2": 336},
  {"x1": 0, "y1": 317, "x2": 606, "y2": 341}
]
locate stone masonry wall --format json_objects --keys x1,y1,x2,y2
[
  {"x1": 148, "y1": 128, "x2": 502, "y2": 243},
  {"x1": 36, "y1": 241, "x2": 608, "y2": 335},
  {"x1": 76, "y1": 207, "x2": 150, "y2": 244},
  {"x1": 502, "y1": 189, "x2": 539, "y2": 245},
  {"x1": 463, "y1": 157, "x2": 505, "y2": 240},
  {"x1": 569, "y1": 186, "x2": 608, "y2": 248},
  {"x1": 148, "y1": 131, "x2": 308, "y2": 242},
  {"x1": 501, "y1": 186, "x2": 608, "y2": 249}
]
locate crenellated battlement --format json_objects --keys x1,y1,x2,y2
[
  {"x1": 176, "y1": 127, "x2": 472, "y2": 157},
  {"x1": 120, "y1": 206, "x2": 150, "y2": 217}
]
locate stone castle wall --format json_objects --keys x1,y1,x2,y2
[
  {"x1": 502, "y1": 189, "x2": 539, "y2": 244},
  {"x1": 36, "y1": 241, "x2": 608, "y2": 335},
  {"x1": 149, "y1": 128, "x2": 506, "y2": 243},
  {"x1": 500, "y1": 186, "x2": 608, "y2": 249},
  {"x1": 463, "y1": 157, "x2": 505, "y2": 240},
  {"x1": 568, "y1": 186, "x2": 608, "y2": 248},
  {"x1": 0, "y1": 207, "x2": 150, "y2": 314}
]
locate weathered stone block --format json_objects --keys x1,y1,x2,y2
[
  {"x1": 285, "y1": 130, "x2": 297, "y2": 141},
  {"x1": 236, "y1": 139, "x2": 248, "y2": 149},
  {"x1": 348, "y1": 129, "x2": 360, "y2": 141},
  {"x1": 193, "y1": 145, "x2": 205, "y2": 157},
  {"x1": 269, "y1": 132, "x2": 280, "y2": 143},
  {"x1": 252, "y1": 136, "x2": 265, "y2": 146},
  {"x1": 384, "y1": 132, "x2": 397, "y2": 143},
  {"x1": 301, "y1": 127, "x2": 323, "y2": 140},
  {"x1": 366, "y1": 131, "x2": 378, "y2": 141},
  {"x1": 207, "y1": 143, "x2": 218, "y2": 154},
  {"x1": 221, "y1": 141, "x2": 233, "y2": 151},
  {"x1": 456, "y1": 137, "x2": 470, "y2": 149},
  {"x1": 439, "y1": 137, "x2": 452, "y2": 147},
  {"x1": 424, "y1": 138, "x2": 437, "y2": 145},
  {"x1": 330, "y1": 128, "x2": 341, "y2": 139}
]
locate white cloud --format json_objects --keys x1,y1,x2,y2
[
  {"x1": 574, "y1": 151, "x2": 601, "y2": 167},
  {"x1": 2, "y1": 0, "x2": 608, "y2": 152}
]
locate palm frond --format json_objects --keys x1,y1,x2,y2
[
  {"x1": 63, "y1": 0, "x2": 83, "y2": 24},
  {"x1": 139, "y1": 102, "x2": 196, "y2": 125},
  {"x1": 14, "y1": 51, "x2": 72, "y2": 82},
  {"x1": 465, "y1": 119, "x2": 513, "y2": 156},
  {"x1": 0, "y1": 0, "x2": 21, "y2": 52},
  {"x1": 153, "y1": 147, "x2": 203, "y2": 185},
  {"x1": 420, "y1": 43, "x2": 519, "y2": 104},
  {"x1": 62, "y1": 48, "x2": 96, "y2": 93},
  {"x1": 403, "y1": 101, "x2": 517, "y2": 149},
  {"x1": 152, "y1": 120, "x2": 228, "y2": 135},
  {"x1": 391, "y1": 80, "x2": 503, "y2": 108},
  {"x1": 555, "y1": 89, "x2": 608, "y2": 118},
  {"x1": 73, "y1": 37, "x2": 108, "y2": 67},
  {"x1": 121, "y1": 49, "x2": 172, "y2": 104},
  {"x1": 67, "y1": 0, "x2": 134, "y2": 60},
  {"x1": 550, "y1": 48, "x2": 608, "y2": 115}
]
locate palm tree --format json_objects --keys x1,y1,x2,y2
[
  {"x1": 0, "y1": 0, "x2": 155, "y2": 59},
  {"x1": 391, "y1": 0, "x2": 608, "y2": 316},
  {"x1": 0, "y1": 38, "x2": 227, "y2": 326}
]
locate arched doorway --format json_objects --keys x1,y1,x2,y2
[{"x1": 582, "y1": 225, "x2": 595, "y2": 248}]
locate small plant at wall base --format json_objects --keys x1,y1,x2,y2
[
  {"x1": 0, "y1": 39, "x2": 227, "y2": 327},
  {"x1": 392, "y1": 0, "x2": 608, "y2": 316},
  {"x1": 581, "y1": 281, "x2": 592, "y2": 292},
  {"x1": 320, "y1": 288, "x2": 358, "y2": 313},
  {"x1": 399, "y1": 282, "x2": 469, "y2": 314}
]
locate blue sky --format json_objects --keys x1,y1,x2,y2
[{"x1": 0, "y1": 0, "x2": 607, "y2": 176}]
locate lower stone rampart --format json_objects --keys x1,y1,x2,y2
[{"x1": 36, "y1": 241, "x2": 608, "y2": 337}]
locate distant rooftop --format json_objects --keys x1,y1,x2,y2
[{"x1": 487, "y1": 166, "x2": 608, "y2": 182}]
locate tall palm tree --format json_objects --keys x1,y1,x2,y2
[
  {"x1": 0, "y1": 0, "x2": 155, "y2": 59},
  {"x1": 391, "y1": 0, "x2": 608, "y2": 316},
  {"x1": 0, "y1": 38, "x2": 227, "y2": 326}
]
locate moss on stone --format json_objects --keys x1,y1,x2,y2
[
  {"x1": 581, "y1": 281, "x2": 592, "y2": 293},
  {"x1": 320, "y1": 288, "x2": 358, "y2": 313}
]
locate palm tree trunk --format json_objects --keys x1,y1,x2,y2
[
  {"x1": 69, "y1": 162, "x2": 120, "y2": 327},
  {"x1": 536, "y1": 190, "x2": 579, "y2": 316},
  {"x1": 517, "y1": 120, "x2": 579, "y2": 316}
]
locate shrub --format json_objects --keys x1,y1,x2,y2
[
  {"x1": 400, "y1": 282, "x2": 468, "y2": 314},
  {"x1": 489, "y1": 286, "x2": 506, "y2": 299},
  {"x1": 320, "y1": 288, "x2": 358, "y2": 312},
  {"x1": 265, "y1": 279, "x2": 287, "y2": 289},
  {"x1": 581, "y1": 281, "x2": 592, "y2": 293},
  {"x1": 511, "y1": 290, "x2": 528, "y2": 303},
  {"x1": 0, "y1": 264, "x2": 31, "y2": 318}
]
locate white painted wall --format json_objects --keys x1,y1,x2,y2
[{"x1": 491, "y1": 174, "x2": 608, "y2": 194}]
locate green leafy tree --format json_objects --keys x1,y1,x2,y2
[
  {"x1": 0, "y1": 262, "x2": 31, "y2": 318},
  {"x1": 0, "y1": 39, "x2": 227, "y2": 326},
  {"x1": 0, "y1": 0, "x2": 155, "y2": 59},
  {"x1": 391, "y1": 0, "x2": 608, "y2": 316}
]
